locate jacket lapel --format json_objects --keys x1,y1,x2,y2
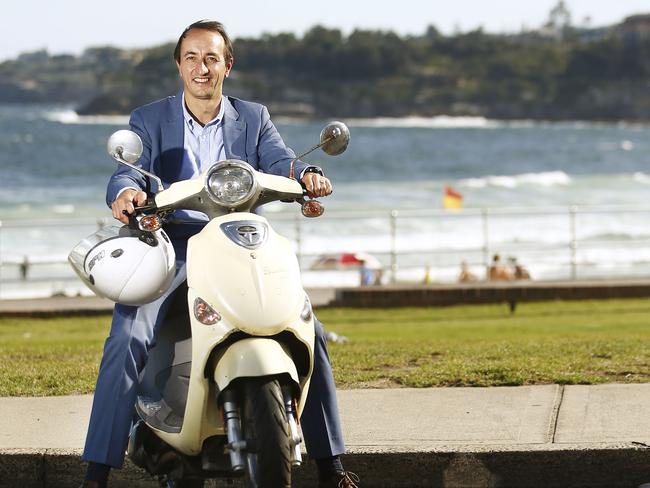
[
  {"x1": 223, "y1": 96, "x2": 246, "y2": 160},
  {"x1": 159, "y1": 92, "x2": 185, "y2": 186}
]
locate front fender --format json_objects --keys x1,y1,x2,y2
[{"x1": 214, "y1": 338, "x2": 299, "y2": 390}]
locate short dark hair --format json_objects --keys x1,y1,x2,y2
[{"x1": 173, "y1": 20, "x2": 234, "y2": 64}]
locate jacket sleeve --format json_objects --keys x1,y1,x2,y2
[
  {"x1": 105, "y1": 109, "x2": 151, "y2": 206},
  {"x1": 257, "y1": 105, "x2": 310, "y2": 178}
]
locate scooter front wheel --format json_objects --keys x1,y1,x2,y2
[{"x1": 240, "y1": 377, "x2": 292, "y2": 488}]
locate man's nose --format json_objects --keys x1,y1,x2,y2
[{"x1": 198, "y1": 61, "x2": 209, "y2": 74}]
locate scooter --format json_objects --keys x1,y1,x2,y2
[{"x1": 72, "y1": 122, "x2": 349, "y2": 488}]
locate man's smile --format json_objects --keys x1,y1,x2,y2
[{"x1": 193, "y1": 77, "x2": 210, "y2": 83}]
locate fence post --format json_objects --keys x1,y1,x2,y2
[
  {"x1": 569, "y1": 205, "x2": 578, "y2": 280},
  {"x1": 481, "y1": 208, "x2": 490, "y2": 275},
  {"x1": 390, "y1": 210, "x2": 398, "y2": 284}
]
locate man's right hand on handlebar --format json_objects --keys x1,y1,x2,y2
[{"x1": 111, "y1": 188, "x2": 148, "y2": 224}]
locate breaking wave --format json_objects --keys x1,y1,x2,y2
[
  {"x1": 346, "y1": 115, "x2": 497, "y2": 129},
  {"x1": 633, "y1": 172, "x2": 650, "y2": 184},
  {"x1": 460, "y1": 171, "x2": 572, "y2": 189},
  {"x1": 43, "y1": 109, "x2": 129, "y2": 126}
]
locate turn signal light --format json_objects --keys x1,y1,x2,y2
[
  {"x1": 194, "y1": 297, "x2": 221, "y2": 325},
  {"x1": 139, "y1": 214, "x2": 162, "y2": 232},
  {"x1": 301, "y1": 200, "x2": 324, "y2": 218}
]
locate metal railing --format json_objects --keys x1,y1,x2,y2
[
  {"x1": 287, "y1": 205, "x2": 650, "y2": 284},
  {"x1": 1, "y1": 205, "x2": 650, "y2": 290}
]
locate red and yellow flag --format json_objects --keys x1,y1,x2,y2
[{"x1": 443, "y1": 186, "x2": 463, "y2": 209}]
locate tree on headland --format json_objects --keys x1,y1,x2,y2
[{"x1": 1, "y1": 7, "x2": 649, "y2": 121}]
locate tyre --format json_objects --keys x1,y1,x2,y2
[{"x1": 240, "y1": 377, "x2": 291, "y2": 488}]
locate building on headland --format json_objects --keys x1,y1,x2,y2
[
  {"x1": 528, "y1": 2, "x2": 650, "y2": 45},
  {"x1": 538, "y1": 0, "x2": 572, "y2": 40},
  {"x1": 614, "y1": 14, "x2": 650, "y2": 42}
]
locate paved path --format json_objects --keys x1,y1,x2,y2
[
  {"x1": 3, "y1": 385, "x2": 650, "y2": 487},
  {"x1": 0, "y1": 288, "x2": 336, "y2": 317},
  {"x1": 3, "y1": 385, "x2": 650, "y2": 451}
]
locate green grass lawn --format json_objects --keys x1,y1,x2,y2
[
  {"x1": 320, "y1": 300, "x2": 650, "y2": 388},
  {"x1": 1, "y1": 298, "x2": 650, "y2": 396}
]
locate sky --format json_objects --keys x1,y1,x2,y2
[{"x1": 2, "y1": 0, "x2": 649, "y2": 61}]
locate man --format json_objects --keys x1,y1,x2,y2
[{"x1": 81, "y1": 20, "x2": 358, "y2": 488}]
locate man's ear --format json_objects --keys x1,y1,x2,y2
[
  {"x1": 176, "y1": 61, "x2": 182, "y2": 78},
  {"x1": 225, "y1": 57, "x2": 234, "y2": 78}
]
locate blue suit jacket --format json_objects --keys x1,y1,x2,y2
[{"x1": 106, "y1": 93, "x2": 309, "y2": 205}]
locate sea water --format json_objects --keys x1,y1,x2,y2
[{"x1": 1, "y1": 104, "x2": 650, "y2": 298}]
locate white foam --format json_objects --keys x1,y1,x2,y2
[
  {"x1": 621, "y1": 140, "x2": 634, "y2": 151},
  {"x1": 52, "y1": 204, "x2": 75, "y2": 214},
  {"x1": 633, "y1": 172, "x2": 650, "y2": 184},
  {"x1": 460, "y1": 171, "x2": 572, "y2": 189},
  {"x1": 43, "y1": 109, "x2": 129, "y2": 126},
  {"x1": 342, "y1": 118, "x2": 650, "y2": 131},
  {"x1": 346, "y1": 115, "x2": 496, "y2": 129}
]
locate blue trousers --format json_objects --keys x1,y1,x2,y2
[{"x1": 82, "y1": 260, "x2": 345, "y2": 468}]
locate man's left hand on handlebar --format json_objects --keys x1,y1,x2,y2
[
  {"x1": 111, "y1": 188, "x2": 148, "y2": 224},
  {"x1": 301, "y1": 173, "x2": 332, "y2": 198}
]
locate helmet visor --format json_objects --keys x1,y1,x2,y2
[{"x1": 68, "y1": 225, "x2": 144, "y2": 280}]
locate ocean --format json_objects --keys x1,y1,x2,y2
[{"x1": 1, "y1": 104, "x2": 650, "y2": 298}]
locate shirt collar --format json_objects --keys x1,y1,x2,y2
[{"x1": 182, "y1": 93, "x2": 225, "y2": 131}]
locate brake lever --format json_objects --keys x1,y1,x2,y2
[
  {"x1": 122, "y1": 210, "x2": 140, "y2": 230},
  {"x1": 133, "y1": 196, "x2": 158, "y2": 213}
]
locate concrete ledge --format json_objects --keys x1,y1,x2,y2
[
  {"x1": 333, "y1": 279, "x2": 650, "y2": 307},
  {"x1": 3, "y1": 445, "x2": 650, "y2": 487},
  {"x1": 4, "y1": 385, "x2": 650, "y2": 486}
]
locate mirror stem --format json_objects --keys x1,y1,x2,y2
[
  {"x1": 113, "y1": 151, "x2": 164, "y2": 193},
  {"x1": 294, "y1": 133, "x2": 336, "y2": 161}
]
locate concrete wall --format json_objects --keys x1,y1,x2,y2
[{"x1": 334, "y1": 280, "x2": 650, "y2": 308}]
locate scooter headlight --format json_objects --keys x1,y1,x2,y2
[{"x1": 206, "y1": 161, "x2": 256, "y2": 206}]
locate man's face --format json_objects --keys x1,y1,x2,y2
[{"x1": 176, "y1": 28, "x2": 233, "y2": 102}]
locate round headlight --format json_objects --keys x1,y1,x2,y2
[{"x1": 206, "y1": 163, "x2": 255, "y2": 206}]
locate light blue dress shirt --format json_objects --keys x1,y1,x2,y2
[
  {"x1": 178, "y1": 93, "x2": 226, "y2": 180},
  {"x1": 174, "y1": 95, "x2": 227, "y2": 222}
]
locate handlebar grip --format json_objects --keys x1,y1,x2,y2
[{"x1": 133, "y1": 197, "x2": 158, "y2": 213}]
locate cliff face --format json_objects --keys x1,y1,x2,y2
[{"x1": 1, "y1": 24, "x2": 649, "y2": 121}]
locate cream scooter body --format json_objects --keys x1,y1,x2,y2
[
  {"x1": 131, "y1": 166, "x2": 315, "y2": 464},
  {"x1": 145, "y1": 210, "x2": 315, "y2": 455}
]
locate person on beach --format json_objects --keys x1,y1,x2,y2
[
  {"x1": 80, "y1": 20, "x2": 358, "y2": 488},
  {"x1": 488, "y1": 253, "x2": 514, "y2": 281},
  {"x1": 458, "y1": 261, "x2": 478, "y2": 283},
  {"x1": 509, "y1": 256, "x2": 532, "y2": 280}
]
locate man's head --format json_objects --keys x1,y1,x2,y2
[
  {"x1": 174, "y1": 20, "x2": 234, "y2": 65},
  {"x1": 175, "y1": 20, "x2": 234, "y2": 103}
]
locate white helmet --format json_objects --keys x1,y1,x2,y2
[{"x1": 69, "y1": 225, "x2": 176, "y2": 305}]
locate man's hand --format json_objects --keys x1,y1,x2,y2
[
  {"x1": 301, "y1": 173, "x2": 332, "y2": 198},
  {"x1": 111, "y1": 189, "x2": 148, "y2": 224}
]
